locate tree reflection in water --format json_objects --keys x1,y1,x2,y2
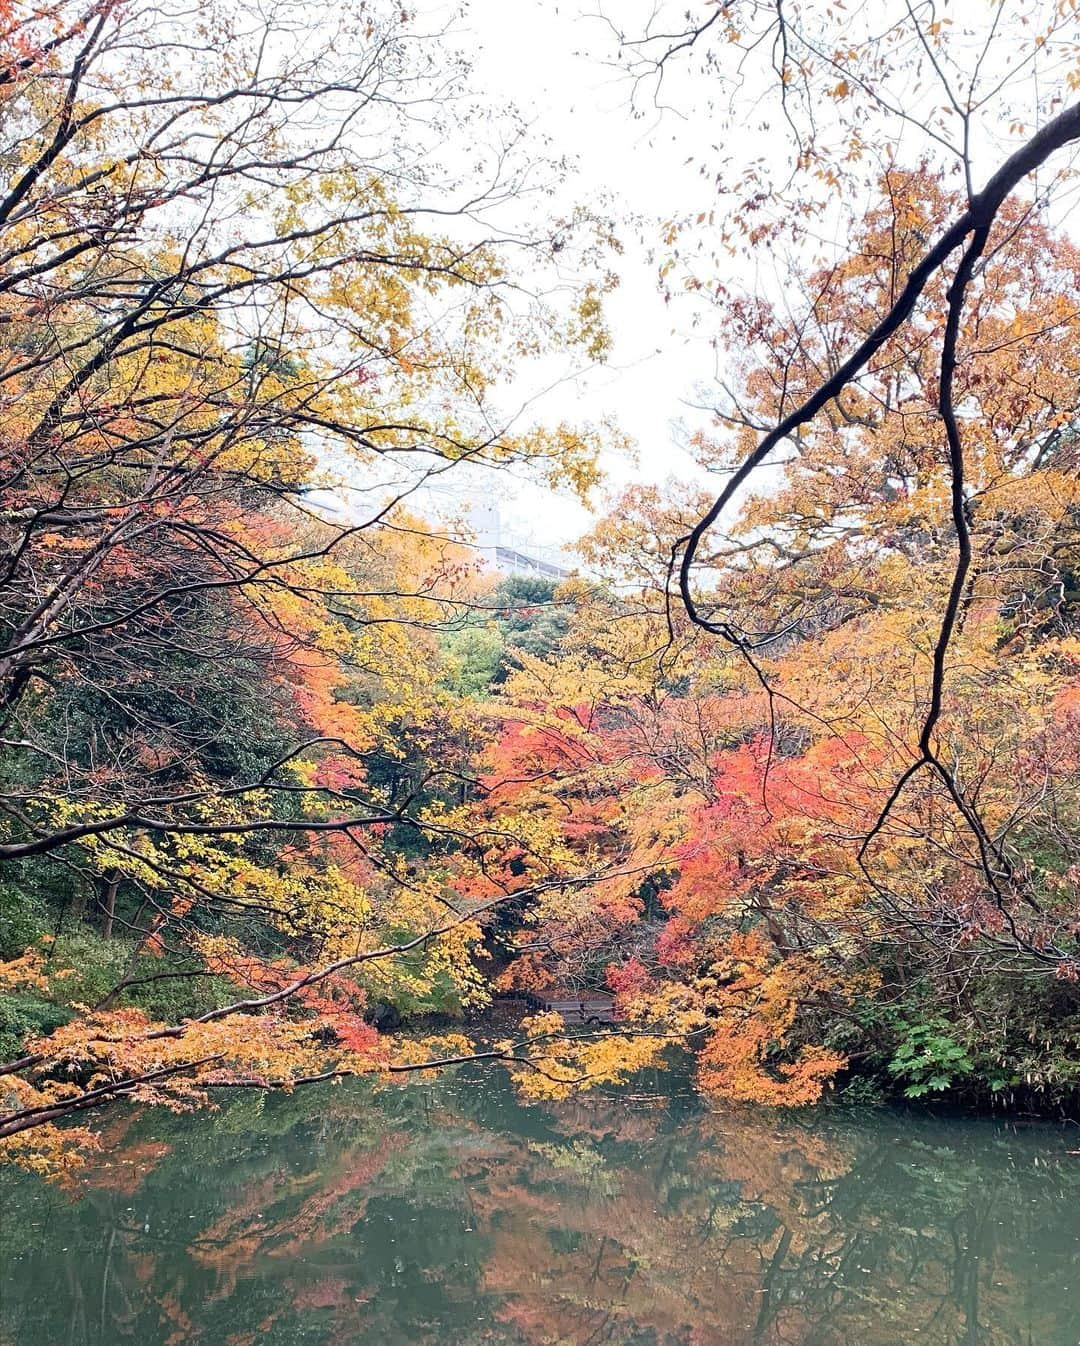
[{"x1": 2, "y1": 1070, "x2": 1076, "y2": 1346}]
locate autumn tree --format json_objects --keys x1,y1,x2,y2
[
  {"x1": 0, "y1": 0, "x2": 622, "y2": 1166},
  {"x1": 553, "y1": 0, "x2": 1080, "y2": 1103},
  {"x1": 606, "y1": 2, "x2": 1080, "y2": 922},
  {"x1": 464, "y1": 1, "x2": 1080, "y2": 1108}
]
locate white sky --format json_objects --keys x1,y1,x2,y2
[{"x1": 426, "y1": 0, "x2": 726, "y2": 551}]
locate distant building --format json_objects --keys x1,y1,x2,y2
[
  {"x1": 491, "y1": 543, "x2": 569, "y2": 581},
  {"x1": 414, "y1": 478, "x2": 572, "y2": 580}
]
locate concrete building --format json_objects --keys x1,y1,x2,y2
[{"x1": 416, "y1": 478, "x2": 571, "y2": 580}]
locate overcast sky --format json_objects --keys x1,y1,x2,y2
[{"x1": 413, "y1": 0, "x2": 726, "y2": 553}]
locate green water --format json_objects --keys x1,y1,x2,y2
[{"x1": 1, "y1": 1070, "x2": 1077, "y2": 1345}]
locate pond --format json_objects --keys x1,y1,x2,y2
[{"x1": 1, "y1": 1069, "x2": 1077, "y2": 1345}]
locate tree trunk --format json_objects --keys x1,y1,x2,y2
[{"x1": 101, "y1": 873, "x2": 119, "y2": 939}]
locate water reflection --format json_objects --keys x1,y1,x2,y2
[{"x1": 2, "y1": 1071, "x2": 1077, "y2": 1345}]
